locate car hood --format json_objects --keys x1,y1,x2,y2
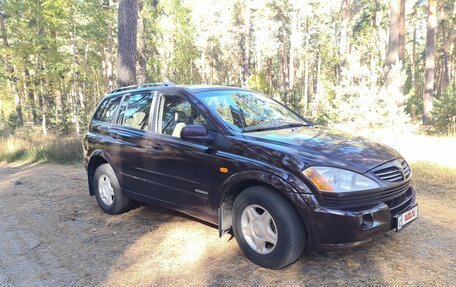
[{"x1": 243, "y1": 126, "x2": 401, "y2": 173}]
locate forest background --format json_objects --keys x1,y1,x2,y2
[{"x1": 0, "y1": 0, "x2": 454, "y2": 163}]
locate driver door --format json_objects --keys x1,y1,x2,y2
[{"x1": 145, "y1": 92, "x2": 217, "y2": 216}]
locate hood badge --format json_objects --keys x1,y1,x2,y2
[{"x1": 394, "y1": 159, "x2": 405, "y2": 178}]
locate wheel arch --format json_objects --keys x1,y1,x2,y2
[
  {"x1": 217, "y1": 170, "x2": 310, "y2": 240},
  {"x1": 87, "y1": 150, "x2": 118, "y2": 196}
]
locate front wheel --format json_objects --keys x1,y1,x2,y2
[
  {"x1": 232, "y1": 186, "x2": 306, "y2": 269},
  {"x1": 93, "y1": 163, "x2": 131, "y2": 215}
]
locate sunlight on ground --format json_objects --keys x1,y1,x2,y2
[
  {"x1": 365, "y1": 133, "x2": 456, "y2": 168},
  {"x1": 102, "y1": 221, "x2": 234, "y2": 286}
]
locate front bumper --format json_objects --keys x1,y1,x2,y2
[{"x1": 300, "y1": 186, "x2": 417, "y2": 251}]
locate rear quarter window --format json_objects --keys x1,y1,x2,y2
[{"x1": 93, "y1": 96, "x2": 123, "y2": 123}]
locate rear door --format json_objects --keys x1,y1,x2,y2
[{"x1": 106, "y1": 91, "x2": 156, "y2": 192}]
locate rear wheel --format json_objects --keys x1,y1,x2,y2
[
  {"x1": 93, "y1": 163, "x2": 131, "y2": 215},
  {"x1": 232, "y1": 186, "x2": 306, "y2": 269}
]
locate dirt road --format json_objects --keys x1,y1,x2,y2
[{"x1": 0, "y1": 162, "x2": 455, "y2": 286}]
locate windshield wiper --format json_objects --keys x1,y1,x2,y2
[
  {"x1": 242, "y1": 122, "x2": 307, "y2": 133},
  {"x1": 276, "y1": 123, "x2": 306, "y2": 129}
]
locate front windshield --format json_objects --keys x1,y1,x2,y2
[{"x1": 198, "y1": 90, "x2": 308, "y2": 132}]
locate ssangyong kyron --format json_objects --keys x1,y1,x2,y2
[{"x1": 83, "y1": 82, "x2": 418, "y2": 269}]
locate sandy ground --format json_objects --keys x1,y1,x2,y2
[{"x1": 0, "y1": 162, "x2": 455, "y2": 287}]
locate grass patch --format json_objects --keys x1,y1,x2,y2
[
  {"x1": 0, "y1": 133, "x2": 83, "y2": 164},
  {"x1": 410, "y1": 161, "x2": 456, "y2": 200}
]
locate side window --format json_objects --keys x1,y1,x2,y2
[
  {"x1": 160, "y1": 94, "x2": 207, "y2": 137},
  {"x1": 117, "y1": 93, "x2": 153, "y2": 130},
  {"x1": 94, "y1": 96, "x2": 122, "y2": 123}
]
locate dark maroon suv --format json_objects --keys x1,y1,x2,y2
[{"x1": 83, "y1": 82, "x2": 418, "y2": 269}]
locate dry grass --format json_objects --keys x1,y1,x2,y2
[
  {"x1": 412, "y1": 161, "x2": 456, "y2": 196},
  {"x1": 0, "y1": 132, "x2": 82, "y2": 164}
]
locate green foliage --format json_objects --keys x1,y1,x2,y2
[
  {"x1": 433, "y1": 84, "x2": 456, "y2": 135},
  {"x1": 0, "y1": 0, "x2": 454, "y2": 140},
  {"x1": 247, "y1": 72, "x2": 273, "y2": 95}
]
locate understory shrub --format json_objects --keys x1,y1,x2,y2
[{"x1": 0, "y1": 129, "x2": 83, "y2": 164}]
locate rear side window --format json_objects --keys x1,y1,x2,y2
[
  {"x1": 94, "y1": 96, "x2": 122, "y2": 123},
  {"x1": 117, "y1": 93, "x2": 153, "y2": 130}
]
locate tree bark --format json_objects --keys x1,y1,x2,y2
[
  {"x1": 302, "y1": 17, "x2": 309, "y2": 115},
  {"x1": 137, "y1": 0, "x2": 147, "y2": 83},
  {"x1": 38, "y1": 57, "x2": 47, "y2": 136},
  {"x1": 117, "y1": 0, "x2": 138, "y2": 87},
  {"x1": 340, "y1": 0, "x2": 350, "y2": 69},
  {"x1": 440, "y1": 16, "x2": 449, "y2": 93},
  {"x1": 288, "y1": 11, "x2": 297, "y2": 90},
  {"x1": 398, "y1": 0, "x2": 405, "y2": 62},
  {"x1": 411, "y1": 4, "x2": 417, "y2": 84},
  {"x1": 24, "y1": 68, "x2": 38, "y2": 124},
  {"x1": 240, "y1": 35, "x2": 247, "y2": 87},
  {"x1": 423, "y1": 0, "x2": 436, "y2": 124},
  {"x1": 385, "y1": 0, "x2": 401, "y2": 87},
  {"x1": 241, "y1": 0, "x2": 250, "y2": 87},
  {"x1": 280, "y1": 14, "x2": 288, "y2": 93},
  {"x1": 106, "y1": 0, "x2": 115, "y2": 91}
]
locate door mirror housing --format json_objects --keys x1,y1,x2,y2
[{"x1": 180, "y1": 125, "x2": 212, "y2": 143}]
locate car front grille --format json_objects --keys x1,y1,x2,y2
[
  {"x1": 373, "y1": 160, "x2": 411, "y2": 182},
  {"x1": 383, "y1": 187, "x2": 413, "y2": 215},
  {"x1": 319, "y1": 181, "x2": 411, "y2": 210}
]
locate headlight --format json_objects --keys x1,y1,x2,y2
[{"x1": 303, "y1": 166, "x2": 380, "y2": 192}]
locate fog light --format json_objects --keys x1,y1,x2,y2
[{"x1": 360, "y1": 214, "x2": 374, "y2": 229}]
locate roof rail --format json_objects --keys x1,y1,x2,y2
[{"x1": 109, "y1": 82, "x2": 176, "y2": 94}]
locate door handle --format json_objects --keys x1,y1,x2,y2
[
  {"x1": 152, "y1": 143, "x2": 164, "y2": 151},
  {"x1": 109, "y1": 133, "x2": 120, "y2": 139}
]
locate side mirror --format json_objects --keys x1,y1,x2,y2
[{"x1": 180, "y1": 125, "x2": 212, "y2": 143}]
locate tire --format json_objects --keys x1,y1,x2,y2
[
  {"x1": 232, "y1": 186, "x2": 306, "y2": 269},
  {"x1": 93, "y1": 163, "x2": 131, "y2": 215}
]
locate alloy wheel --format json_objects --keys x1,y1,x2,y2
[{"x1": 240, "y1": 204, "x2": 278, "y2": 254}]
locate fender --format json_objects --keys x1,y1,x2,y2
[
  {"x1": 86, "y1": 149, "x2": 122, "y2": 195},
  {"x1": 216, "y1": 169, "x2": 316, "y2": 238}
]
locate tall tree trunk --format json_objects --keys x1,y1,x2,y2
[
  {"x1": 137, "y1": 0, "x2": 147, "y2": 83},
  {"x1": 70, "y1": 17, "x2": 80, "y2": 136},
  {"x1": 280, "y1": 15, "x2": 288, "y2": 93},
  {"x1": 38, "y1": 57, "x2": 48, "y2": 136},
  {"x1": 106, "y1": 0, "x2": 115, "y2": 91},
  {"x1": 117, "y1": 0, "x2": 138, "y2": 87},
  {"x1": 240, "y1": 35, "x2": 247, "y2": 87},
  {"x1": 241, "y1": 0, "x2": 250, "y2": 87},
  {"x1": 24, "y1": 68, "x2": 38, "y2": 124},
  {"x1": 371, "y1": 0, "x2": 379, "y2": 87},
  {"x1": 302, "y1": 17, "x2": 309, "y2": 115},
  {"x1": 411, "y1": 5, "x2": 417, "y2": 84},
  {"x1": 315, "y1": 49, "x2": 321, "y2": 96},
  {"x1": 288, "y1": 12, "x2": 297, "y2": 90},
  {"x1": 398, "y1": 0, "x2": 405, "y2": 62},
  {"x1": 385, "y1": 0, "x2": 401, "y2": 88},
  {"x1": 0, "y1": 12, "x2": 23, "y2": 126},
  {"x1": 266, "y1": 58, "x2": 272, "y2": 88},
  {"x1": 340, "y1": 0, "x2": 350, "y2": 69},
  {"x1": 440, "y1": 14, "x2": 449, "y2": 93},
  {"x1": 423, "y1": 0, "x2": 436, "y2": 124}
]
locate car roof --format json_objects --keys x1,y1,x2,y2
[{"x1": 106, "y1": 85, "x2": 249, "y2": 98}]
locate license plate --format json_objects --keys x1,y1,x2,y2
[{"x1": 396, "y1": 204, "x2": 418, "y2": 231}]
